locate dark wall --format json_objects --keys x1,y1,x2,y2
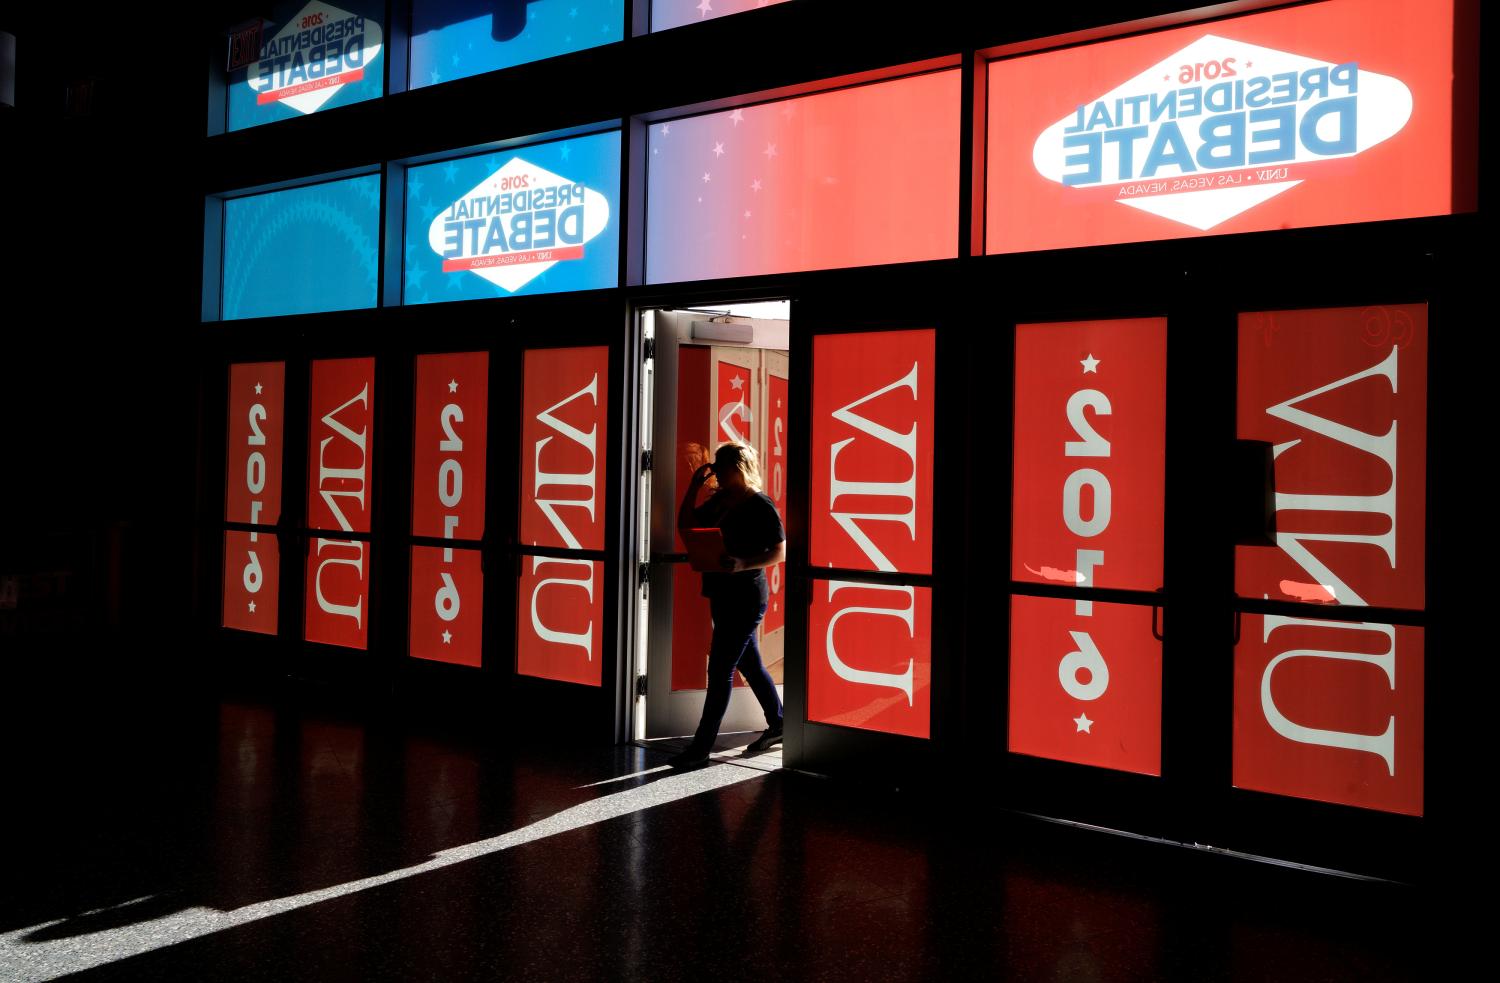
[{"x1": 0, "y1": 8, "x2": 208, "y2": 681}]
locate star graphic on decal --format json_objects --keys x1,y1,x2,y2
[
  {"x1": 703, "y1": 172, "x2": 711, "y2": 183},
  {"x1": 442, "y1": 630, "x2": 452, "y2": 644},
  {"x1": 713, "y1": 141, "x2": 725, "y2": 157},
  {"x1": 1081, "y1": 354, "x2": 1100, "y2": 373},
  {"x1": 751, "y1": 178, "x2": 762, "y2": 192},
  {"x1": 660, "y1": 123, "x2": 671, "y2": 136},
  {"x1": 569, "y1": 6, "x2": 578, "y2": 16},
  {"x1": 248, "y1": 600, "x2": 256, "y2": 613},
  {"x1": 1074, "y1": 713, "x2": 1093, "y2": 733},
  {"x1": 430, "y1": 69, "x2": 442, "y2": 85},
  {"x1": 730, "y1": 374, "x2": 744, "y2": 390},
  {"x1": 763, "y1": 143, "x2": 778, "y2": 159},
  {"x1": 410, "y1": 175, "x2": 425, "y2": 199},
  {"x1": 730, "y1": 109, "x2": 744, "y2": 126},
  {"x1": 448, "y1": 379, "x2": 459, "y2": 393},
  {"x1": 697, "y1": 0, "x2": 713, "y2": 17},
  {"x1": 443, "y1": 161, "x2": 459, "y2": 183},
  {"x1": 560, "y1": 143, "x2": 571, "y2": 160},
  {"x1": 254, "y1": 382, "x2": 263, "y2": 394}
]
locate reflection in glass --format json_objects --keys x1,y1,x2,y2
[{"x1": 410, "y1": 0, "x2": 623, "y2": 89}]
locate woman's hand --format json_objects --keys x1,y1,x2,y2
[
  {"x1": 718, "y1": 553, "x2": 745, "y2": 573},
  {"x1": 690, "y1": 463, "x2": 714, "y2": 488}
]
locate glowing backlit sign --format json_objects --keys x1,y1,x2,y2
[
  {"x1": 405, "y1": 132, "x2": 620, "y2": 303},
  {"x1": 410, "y1": 0, "x2": 622, "y2": 90},
  {"x1": 647, "y1": 70, "x2": 960, "y2": 284},
  {"x1": 227, "y1": 1, "x2": 384, "y2": 132},
  {"x1": 987, "y1": 0, "x2": 1474, "y2": 252}
]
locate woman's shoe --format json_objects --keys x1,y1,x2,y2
[
  {"x1": 668, "y1": 745, "x2": 713, "y2": 769},
  {"x1": 746, "y1": 725, "x2": 783, "y2": 753}
]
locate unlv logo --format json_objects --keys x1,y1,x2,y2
[
  {"x1": 517, "y1": 347, "x2": 610, "y2": 686},
  {"x1": 1234, "y1": 305, "x2": 1426, "y2": 816},
  {"x1": 304, "y1": 357, "x2": 375, "y2": 650},
  {"x1": 808, "y1": 330, "x2": 934, "y2": 738}
]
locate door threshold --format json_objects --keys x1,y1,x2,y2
[{"x1": 636, "y1": 733, "x2": 784, "y2": 773}]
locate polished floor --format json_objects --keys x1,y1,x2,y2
[{"x1": 1, "y1": 686, "x2": 1439, "y2": 982}]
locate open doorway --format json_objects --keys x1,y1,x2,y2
[{"x1": 633, "y1": 300, "x2": 791, "y2": 770}]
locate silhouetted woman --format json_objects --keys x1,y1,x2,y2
[{"x1": 670, "y1": 441, "x2": 785, "y2": 768}]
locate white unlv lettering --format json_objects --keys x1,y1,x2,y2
[
  {"x1": 1259, "y1": 346, "x2": 1402, "y2": 773},
  {"x1": 530, "y1": 372, "x2": 599, "y2": 655},
  {"x1": 1260, "y1": 614, "x2": 1396, "y2": 774},
  {"x1": 530, "y1": 556, "x2": 594, "y2": 659},
  {"x1": 824, "y1": 362, "x2": 920, "y2": 701},
  {"x1": 317, "y1": 383, "x2": 370, "y2": 535},
  {"x1": 314, "y1": 538, "x2": 364, "y2": 627},
  {"x1": 828, "y1": 362, "x2": 919, "y2": 572},
  {"x1": 1267, "y1": 346, "x2": 1398, "y2": 606},
  {"x1": 315, "y1": 382, "x2": 369, "y2": 623},
  {"x1": 825, "y1": 581, "x2": 914, "y2": 704},
  {"x1": 532, "y1": 374, "x2": 598, "y2": 550}
]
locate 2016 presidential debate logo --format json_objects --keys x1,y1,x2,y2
[
  {"x1": 405, "y1": 132, "x2": 621, "y2": 303},
  {"x1": 429, "y1": 157, "x2": 611, "y2": 294},
  {"x1": 246, "y1": 2, "x2": 383, "y2": 116},
  {"x1": 987, "y1": 0, "x2": 1474, "y2": 252},
  {"x1": 1032, "y1": 36, "x2": 1411, "y2": 231}
]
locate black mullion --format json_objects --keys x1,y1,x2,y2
[{"x1": 1007, "y1": 580, "x2": 1165, "y2": 609}]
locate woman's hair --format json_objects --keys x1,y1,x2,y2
[{"x1": 714, "y1": 441, "x2": 763, "y2": 492}]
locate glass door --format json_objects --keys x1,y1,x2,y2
[{"x1": 640, "y1": 307, "x2": 790, "y2": 741}]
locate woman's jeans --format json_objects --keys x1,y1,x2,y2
[{"x1": 690, "y1": 591, "x2": 783, "y2": 751}]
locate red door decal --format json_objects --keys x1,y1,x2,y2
[
  {"x1": 808, "y1": 329, "x2": 934, "y2": 738},
  {"x1": 304, "y1": 357, "x2": 375, "y2": 650},
  {"x1": 410, "y1": 352, "x2": 488, "y2": 664},
  {"x1": 1011, "y1": 319, "x2": 1166, "y2": 591},
  {"x1": 1009, "y1": 596, "x2": 1161, "y2": 775},
  {"x1": 223, "y1": 361, "x2": 284, "y2": 634},
  {"x1": 1233, "y1": 304, "x2": 1426, "y2": 814},
  {"x1": 1007, "y1": 319, "x2": 1166, "y2": 775},
  {"x1": 409, "y1": 546, "x2": 484, "y2": 667},
  {"x1": 517, "y1": 346, "x2": 609, "y2": 685},
  {"x1": 223, "y1": 531, "x2": 279, "y2": 635},
  {"x1": 225, "y1": 361, "x2": 284, "y2": 526},
  {"x1": 763, "y1": 372, "x2": 788, "y2": 634},
  {"x1": 717, "y1": 360, "x2": 753, "y2": 445}
]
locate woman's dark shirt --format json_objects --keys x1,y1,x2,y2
[{"x1": 693, "y1": 491, "x2": 784, "y2": 603}]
